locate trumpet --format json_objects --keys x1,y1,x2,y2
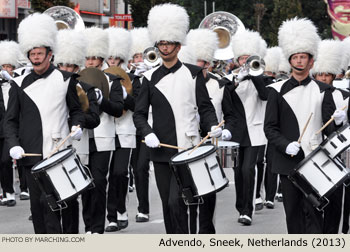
[
  {"x1": 243, "y1": 55, "x2": 265, "y2": 76},
  {"x1": 143, "y1": 47, "x2": 161, "y2": 67}
]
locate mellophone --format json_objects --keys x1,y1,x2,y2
[
  {"x1": 289, "y1": 123, "x2": 350, "y2": 211},
  {"x1": 31, "y1": 148, "x2": 94, "y2": 211}
]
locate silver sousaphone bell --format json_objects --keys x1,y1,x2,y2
[
  {"x1": 199, "y1": 11, "x2": 245, "y2": 60},
  {"x1": 44, "y1": 5, "x2": 85, "y2": 31}
]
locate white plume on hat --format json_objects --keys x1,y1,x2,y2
[
  {"x1": 263, "y1": 47, "x2": 281, "y2": 74},
  {"x1": 178, "y1": 45, "x2": 197, "y2": 65},
  {"x1": 278, "y1": 17, "x2": 320, "y2": 60},
  {"x1": 185, "y1": 29, "x2": 219, "y2": 63},
  {"x1": 83, "y1": 27, "x2": 109, "y2": 59},
  {"x1": 129, "y1": 27, "x2": 153, "y2": 59},
  {"x1": 259, "y1": 39, "x2": 267, "y2": 59},
  {"x1": 0, "y1": 41, "x2": 21, "y2": 67},
  {"x1": 231, "y1": 29, "x2": 263, "y2": 59},
  {"x1": 147, "y1": 3, "x2": 189, "y2": 44},
  {"x1": 105, "y1": 27, "x2": 130, "y2": 61},
  {"x1": 312, "y1": 40, "x2": 343, "y2": 75},
  {"x1": 54, "y1": 29, "x2": 87, "y2": 67},
  {"x1": 278, "y1": 47, "x2": 291, "y2": 73},
  {"x1": 341, "y1": 37, "x2": 350, "y2": 70},
  {"x1": 18, "y1": 13, "x2": 57, "y2": 56}
]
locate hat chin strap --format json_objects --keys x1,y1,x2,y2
[
  {"x1": 159, "y1": 46, "x2": 177, "y2": 56},
  {"x1": 291, "y1": 65, "x2": 305, "y2": 71}
]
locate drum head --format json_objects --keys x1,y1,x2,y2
[
  {"x1": 32, "y1": 148, "x2": 74, "y2": 172},
  {"x1": 170, "y1": 144, "x2": 216, "y2": 164}
]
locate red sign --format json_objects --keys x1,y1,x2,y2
[
  {"x1": 0, "y1": 0, "x2": 18, "y2": 18},
  {"x1": 114, "y1": 14, "x2": 133, "y2": 22},
  {"x1": 18, "y1": 0, "x2": 31, "y2": 9}
]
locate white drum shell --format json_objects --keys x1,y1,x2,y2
[{"x1": 321, "y1": 124, "x2": 350, "y2": 159}]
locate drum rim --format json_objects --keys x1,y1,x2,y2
[
  {"x1": 292, "y1": 146, "x2": 325, "y2": 172},
  {"x1": 169, "y1": 143, "x2": 217, "y2": 165},
  {"x1": 320, "y1": 122, "x2": 350, "y2": 147},
  {"x1": 31, "y1": 148, "x2": 75, "y2": 173}
]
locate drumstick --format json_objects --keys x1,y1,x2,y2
[
  {"x1": 291, "y1": 113, "x2": 313, "y2": 157},
  {"x1": 141, "y1": 140, "x2": 186, "y2": 150},
  {"x1": 315, "y1": 105, "x2": 348, "y2": 135},
  {"x1": 21, "y1": 153, "x2": 42, "y2": 157},
  {"x1": 48, "y1": 125, "x2": 81, "y2": 158},
  {"x1": 188, "y1": 120, "x2": 225, "y2": 155}
]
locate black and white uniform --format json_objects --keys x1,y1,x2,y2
[
  {"x1": 61, "y1": 80, "x2": 100, "y2": 234},
  {"x1": 106, "y1": 73, "x2": 141, "y2": 226},
  {"x1": 133, "y1": 60, "x2": 218, "y2": 234},
  {"x1": 0, "y1": 78, "x2": 15, "y2": 202},
  {"x1": 81, "y1": 72, "x2": 124, "y2": 234},
  {"x1": 225, "y1": 74, "x2": 269, "y2": 220},
  {"x1": 4, "y1": 64, "x2": 85, "y2": 234},
  {"x1": 264, "y1": 76, "x2": 335, "y2": 234}
]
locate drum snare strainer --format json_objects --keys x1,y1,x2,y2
[{"x1": 170, "y1": 144, "x2": 228, "y2": 204}]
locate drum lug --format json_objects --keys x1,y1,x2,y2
[{"x1": 183, "y1": 196, "x2": 204, "y2": 206}]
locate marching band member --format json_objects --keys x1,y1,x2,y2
[
  {"x1": 255, "y1": 47, "x2": 282, "y2": 210},
  {"x1": 105, "y1": 27, "x2": 130, "y2": 70},
  {"x1": 81, "y1": 27, "x2": 124, "y2": 234},
  {"x1": 104, "y1": 27, "x2": 141, "y2": 232},
  {"x1": 0, "y1": 40, "x2": 21, "y2": 207},
  {"x1": 225, "y1": 29, "x2": 269, "y2": 226},
  {"x1": 128, "y1": 27, "x2": 153, "y2": 223},
  {"x1": 4, "y1": 13, "x2": 85, "y2": 234},
  {"x1": 264, "y1": 17, "x2": 339, "y2": 234},
  {"x1": 133, "y1": 3, "x2": 221, "y2": 234},
  {"x1": 54, "y1": 29, "x2": 100, "y2": 234},
  {"x1": 312, "y1": 39, "x2": 349, "y2": 234}
]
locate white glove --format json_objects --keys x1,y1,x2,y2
[
  {"x1": 236, "y1": 68, "x2": 249, "y2": 82},
  {"x1": 95, "y1": 88, "x2": 103, "y2": 105},
  {"x1": 134, "y1": 62, "x2": 151, "y2": 76},
  {"x1": 332, "y1": 109, "x2": 346, "y2": 125},
  {"x1": 285, "y1": 141, "x2": 301, "y2": 156},
  {"x1": 209, "y1": 126, "x2": 222, "y2": 138},
  {"x1": 122, "y1": 85, "x2": 128, "y2": 100},
  {"x1": 221, "y1": 129, "x2": 232, "y2": 141},
  {"x1": 144, "y1": 133, "x2": 160, "y2": 148},
  {"x1": 71, "y1": 126, "x2": 83, "y2": 141},
  {"x1": 0, "y1": 70, "x2": 13, "y2": 81},
  {"x1": 10, "y1": 146, "x2": 25, "y2": 160}
]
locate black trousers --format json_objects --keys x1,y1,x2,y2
[
  {"x1": 0, "y1": 139, "x2": 14, "y2": 194},
  {"x1": 323, "y1": 186, "x2": 343, "y2": 234},
  {"x1": 61, "y1": 197, "x2": 79, "y2": 234},
  {"x1": 133, "y1": 135, "x2": 150, "y2": 214},
  {"x1": 18, "y1": 165, "x2": 28, "y2": 193},
  {"x1": 82, "y1": 150, "x2": 111, "y2": 233},
  {"x1": 154, "y1": 161, "x2": 216, "y2": 234},
  {"x1": 280, "y1": 175, "x2": 323, "y2": 234},
  {"x1": 264, "y1": 144, "x2": 278, "y2": 202},
  {"x1": 24, "y1": 166, "x2": 61, "y2": 234},
  {"x1": 255, "y1": 145, "x2": 266, "y2": 199},
  {"x1": 106, "y1": 147, "x2": 132, "y2": 222},
  {"x1": 234, "y1": 146, "x2": 260, "y2": 218},
  {"x1": 342, "y1": 184, "x2": 350, "y2": 233}
]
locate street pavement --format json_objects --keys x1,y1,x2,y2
[{"x1": 0, "y1": 167, "x2": 287, "y2": 234}]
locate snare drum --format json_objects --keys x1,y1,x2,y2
[
  {"x1": 216, "y1": 141, "x2": 239, "y2": 168},
  {"x1": 320, "y1": 123, "x2": 350, "y2": 159},
  {"x1": 169, "y1": 144, "x2": 228, "y2": 203},
  {"x1": 289, "y1": 147, "x2": 350, "y2": 211},
  {"x1": 32, "y1": 148, "x2": 93, "y2": 211}
]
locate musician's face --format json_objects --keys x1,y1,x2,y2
[
  {"x1": 85, "y1": 56, "x2": 103, "y2": 69},
  {"x1": 107, "y1": 56, "x2": 122, "y2": 67},
  {"x1": 290, "y1": 53, "x2": 314, "y2": 73},
  {"x1": 157, "y1": 41, "x2": 180, "y2": 62},
  {"x1": 28, "y1": 47, "x2": 52, "y2": 75},
  {"x1": 196, "y1": 60, "x2": 210, "y2": 69},
  {"x1": 1, "y1": 64, "x2": 15, "y2": 76},
  {"x1": 237, "y1": 55, "x2": 250, "y2": 66},
  {"x1": 315, "y1": 72, "x2": 335, "y2": 85},
  {"x1": 58, "y1": 63, "x2": 80, "y2": 73},
  {"x1": 133, "y1": 53, "x2": 143, "y2": 63}
]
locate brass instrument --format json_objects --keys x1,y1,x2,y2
[
  {"x1": 104, "y1": 66, "x2": 133, "y2": 95},
  {"x1": 143, "y1": 47, "x2": 161, "y2": 67},
  {"x1": 244, "y1": 55, "x2": 265, "y2": 76},
  {"x1": 199, "y1": 11, "x2": 245, "y2": 60},
  {"x1": 44, "y1": 6, "x2": 85, "y2": 31},
  {"x1": 78, "y1": 68, "x2": 110, "y2": 99}
]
